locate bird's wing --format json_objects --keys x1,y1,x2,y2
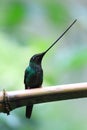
[
  {"x1": 24, "y1": 68, "x2": 28, "y2": 85},
  {"x1": 24, "y1": 67, "x2": 31, "y2": 89},
  {"x1": 24, "y1": 67, "x2": 36, "y2": 89}
]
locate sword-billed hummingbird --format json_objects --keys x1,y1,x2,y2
[{"x1": 24, "y1": 19, "x2": 77, "y2": 119}]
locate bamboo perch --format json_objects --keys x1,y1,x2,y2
[{"x1": 0, "y1": 82, "x2": 87, "y2": 115}]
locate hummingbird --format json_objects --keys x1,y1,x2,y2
[{"x1": 24, "y1": 19, "x2": 77, "y2": 119}]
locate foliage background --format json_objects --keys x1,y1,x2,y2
[{"x1": 0, "y1": 0, "x2": 87, "y2": 130}]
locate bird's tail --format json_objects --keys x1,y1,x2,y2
[{"x1": 26, "y1": 105, "x2": 33, "y2": 119}]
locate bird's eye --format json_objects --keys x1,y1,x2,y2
[{"x1": 37, "y1": 57, "x2": 39, "y2": 59}]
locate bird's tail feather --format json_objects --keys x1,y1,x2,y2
[{"x1": 26, "y1": 105, "x2": 33, "y2": 119}]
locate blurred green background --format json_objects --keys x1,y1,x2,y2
[{"x1": 0, "y1": 0, "x2": 87, "y2": 130}]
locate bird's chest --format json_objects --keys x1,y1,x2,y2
[{"x1": 26, "y1": 65, "x2": 43, "y2": 88}]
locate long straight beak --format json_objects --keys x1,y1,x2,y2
[{"x1": 43, "y1": 19, "x2": 77, "y2": 55}]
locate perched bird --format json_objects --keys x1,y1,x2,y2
[{"x1": 24, "y1": 19, "x2": 77, "y2": 119}]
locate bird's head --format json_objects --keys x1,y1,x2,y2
[{"x1": 30, "y1": 52, "x2": 45, "y2": 65}]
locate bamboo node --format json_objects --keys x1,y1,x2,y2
[{"x1": 3, "y1": 89, "x2": 12, "y2": 115}]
